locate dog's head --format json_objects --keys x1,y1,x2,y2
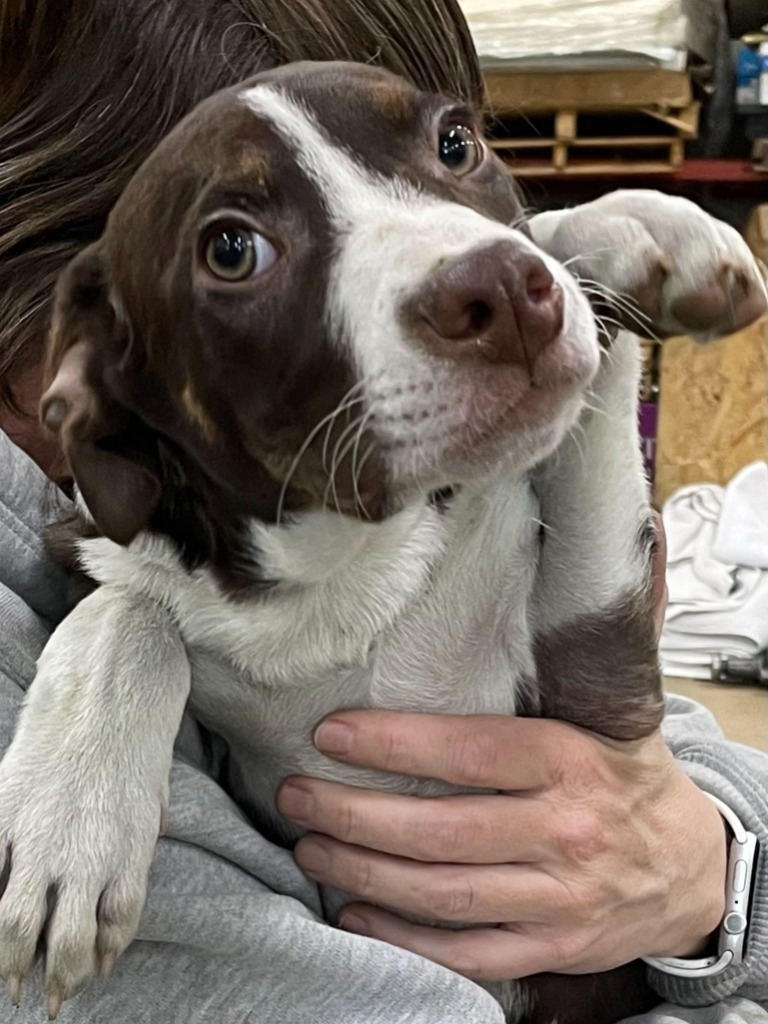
[{"x1": 41, "y1": 61, "x2": 599, "y2": 581}]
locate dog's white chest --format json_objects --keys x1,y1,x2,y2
[{"x1": 78, "y1": 477, "x2": 540, "y2": 832}]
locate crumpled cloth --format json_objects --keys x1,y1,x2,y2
[{"x1": 661, "y1": 462, "x2": 768, "y2": 679}]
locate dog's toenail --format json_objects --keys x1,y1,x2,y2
[
  {"x1": 99, "y1": 952, "x2": 117, "y2": 978},
  {"x1": 7, "y1": 975, "x2": 20, "y2": 1006},
  {"x1": 47, "y1": 991, "x2": 63, "y2": 1020}
]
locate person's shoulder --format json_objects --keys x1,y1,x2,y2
[{"x1": 0, "y1": 428, "x2": 72, "y2": 624}]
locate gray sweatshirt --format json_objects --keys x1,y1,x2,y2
[{"x1": 0, "y1": 428, "x2": 765, "y2": 1024}]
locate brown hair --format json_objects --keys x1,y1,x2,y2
[{"x1": 0, "y1": 0, "x2": 483, "y2": 411}]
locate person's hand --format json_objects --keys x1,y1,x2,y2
[
  {"x1": 276, "y1": 512, "x2": 727, "y2": 982},
  {"x1": 277, "y1": 715, "x2": 726, "y2": 981}
]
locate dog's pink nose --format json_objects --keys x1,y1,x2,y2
[{"x1": 408, "y1": 241, "x2": 564, "y2": 370}]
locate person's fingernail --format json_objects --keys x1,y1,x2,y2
[
  {"x1": 278, "y1": 782, "x2": 315, "y2": 822},
  {"x1": 296, "y1": 839, "x2": 331, "y2": 876},
  {"x1": 340, "y1": 913, "x2": 371, "y2": 936},
  {"x1": 314, "y1": 719, "x2": 354, "y2": 757}
]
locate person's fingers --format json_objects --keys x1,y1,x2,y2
[
  {"x1": 294, "y1": 835, "x2": 564, "y2": 924},
  {"x1": 313, "y1": 712, "x2": 567, "y2": 790},
  {"x1": 278, "y1": 781, "x2": 549, "y2": 863},
  {"x1": 337, "y1": 905, "x2": 576, "y2": 981}
]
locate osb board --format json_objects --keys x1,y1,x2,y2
[
  {"x1": 745, "y1": 205, "x2": 767, "y2": 265},
  {"x1": 655, "y1": 315, "x2": 767, "y2": 506},
  {"x1": 484, "y1": 68, "x2": 692, "y2": 115}
]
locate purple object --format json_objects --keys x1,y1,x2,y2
[{"x1": 639, "y1": 401, "x2": 658, "y2": 491}]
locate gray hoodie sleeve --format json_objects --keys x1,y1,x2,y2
[{"x1": 650, "y1": 695, "x2": 768, "y2": 1009}]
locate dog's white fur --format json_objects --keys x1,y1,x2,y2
[{"x1": 0, "y1": 86, "x2": 764, "y2": 1017}]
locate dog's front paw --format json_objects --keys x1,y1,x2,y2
[
  {"x1": 0, "y1": 754, "x2": 161, "y2": 1017},
  {"x1": 531, "y1": 190, "x2": 766, "y2": 340}
]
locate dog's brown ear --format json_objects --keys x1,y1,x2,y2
[{"x1": 41, "y1": 246, "x2": 162, "y2": 545}]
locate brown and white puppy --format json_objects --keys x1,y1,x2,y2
[{"x1": 0, "y1": 61, "x2": 764, "y2": 1023}]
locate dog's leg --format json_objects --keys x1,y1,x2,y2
[
  {"x1": 528, "y1": 330, "x2": 662, "y2": 741},
  {"x1": 0, "y1": 586, "x2": 189, "y2": 1016},
  {"x1": 526, "y1": 192, "x2": 766, "y2": 741}
]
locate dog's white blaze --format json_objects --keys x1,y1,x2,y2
[{"x1": 241, "y1": 85, "x2": 419, "y2": 223}]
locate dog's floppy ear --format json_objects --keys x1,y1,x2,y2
[{"x1": 41, "y1": 245, "x2": 162, "y2": 545}]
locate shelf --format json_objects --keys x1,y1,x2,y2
[{"x1": 504, "y1": 158, "x2": 766, "y2": 183}]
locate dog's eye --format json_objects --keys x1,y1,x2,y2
[
  {"x1": 438, "y1": 125, "x2": 481, "y2": 176},
  {"x1": 203, "y1": 226, "x2": 277, "y2": 282}
]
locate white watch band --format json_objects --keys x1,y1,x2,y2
[{"x1": 643, "y1": 793, "x2": 758, "y2": 978}]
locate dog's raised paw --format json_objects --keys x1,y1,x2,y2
[{"x1": 531, "y1": 189, "x2": 767, "y2": 341}]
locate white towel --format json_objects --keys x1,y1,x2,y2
[
  {"x1": 660, "y1": 462, "x2": 768, "y2": 680},
  {"x1": 713, "y1": 461, "x2": 768, "y2": 571}
]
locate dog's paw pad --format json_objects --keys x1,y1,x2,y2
[{"x1": 671, "y1": 260, "x2": 766, "y2": 336}]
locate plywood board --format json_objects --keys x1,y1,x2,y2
[{"x1": 655, "y1": 315, "x2": 767, "y2": 506}]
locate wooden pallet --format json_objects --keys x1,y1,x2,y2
[
  {"x1": 483, "y1": 68, "x2": 693, "y2": 114},
  {"x1": 488, "y1": 103, "x2": 700, "y2": 176}
]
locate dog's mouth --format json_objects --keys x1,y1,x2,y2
[{"x1": 368, "y1": 369, "x2": 590, "y2": 495}]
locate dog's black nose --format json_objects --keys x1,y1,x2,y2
[{"x1": 407, "y1": 240, "x2": 564, "y2": 370}]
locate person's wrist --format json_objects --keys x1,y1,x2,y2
[
  {"x1": 677, "y1": 815, "x2": 730, "y2": 957},
  {"x1": 656, "y1": 789, "x2": 729, "y2": 958}
]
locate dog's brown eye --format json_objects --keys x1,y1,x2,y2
[
  {"x1": 438, "y1": 125, "x2": 480, "y2": 176},
  {"x1": 203, "y1": 226, "x2": 276, "y2": 282}
]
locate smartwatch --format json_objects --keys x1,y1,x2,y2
[{"x1": 643, "y1": 793, "x2": 758, "y2": 978}]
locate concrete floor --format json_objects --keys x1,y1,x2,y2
[{"x1": 666, "y1": 677, "x2": 767, "y2": 750}]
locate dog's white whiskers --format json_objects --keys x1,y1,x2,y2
[
  {"x1": 569, "y1": 419, "x2": 588, "y2": 471},
  {"x1": 507, "y1": 207, "x2": 535, "y2": 232},
  {"x1": 324, "y1": 412, "x2": 369, "y2": 515},
  {"x1": 577, "y1": 276, "x2": 643, "y2": 312},
  {"x1": 576, "y1": 276, "x2": 652, "y2": 332},
  {"x1": 560, "y1": 245, "x2": 617, "y2": 270},
  {"x1": 581, "y1": 398, "x2": 610, "y2": 422},
  {"x1": 276, "y1": 383, "x2": 367, "y2": 524},
  {"x1": 320, "y1": 381, "x2": 367, "y2": 470},
  {"x1": 351, "y1": 410, "x2": 376, "y2": 521},
  {"x1": 352, "y1": 439, "x2": 377, "y2": 520}
]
